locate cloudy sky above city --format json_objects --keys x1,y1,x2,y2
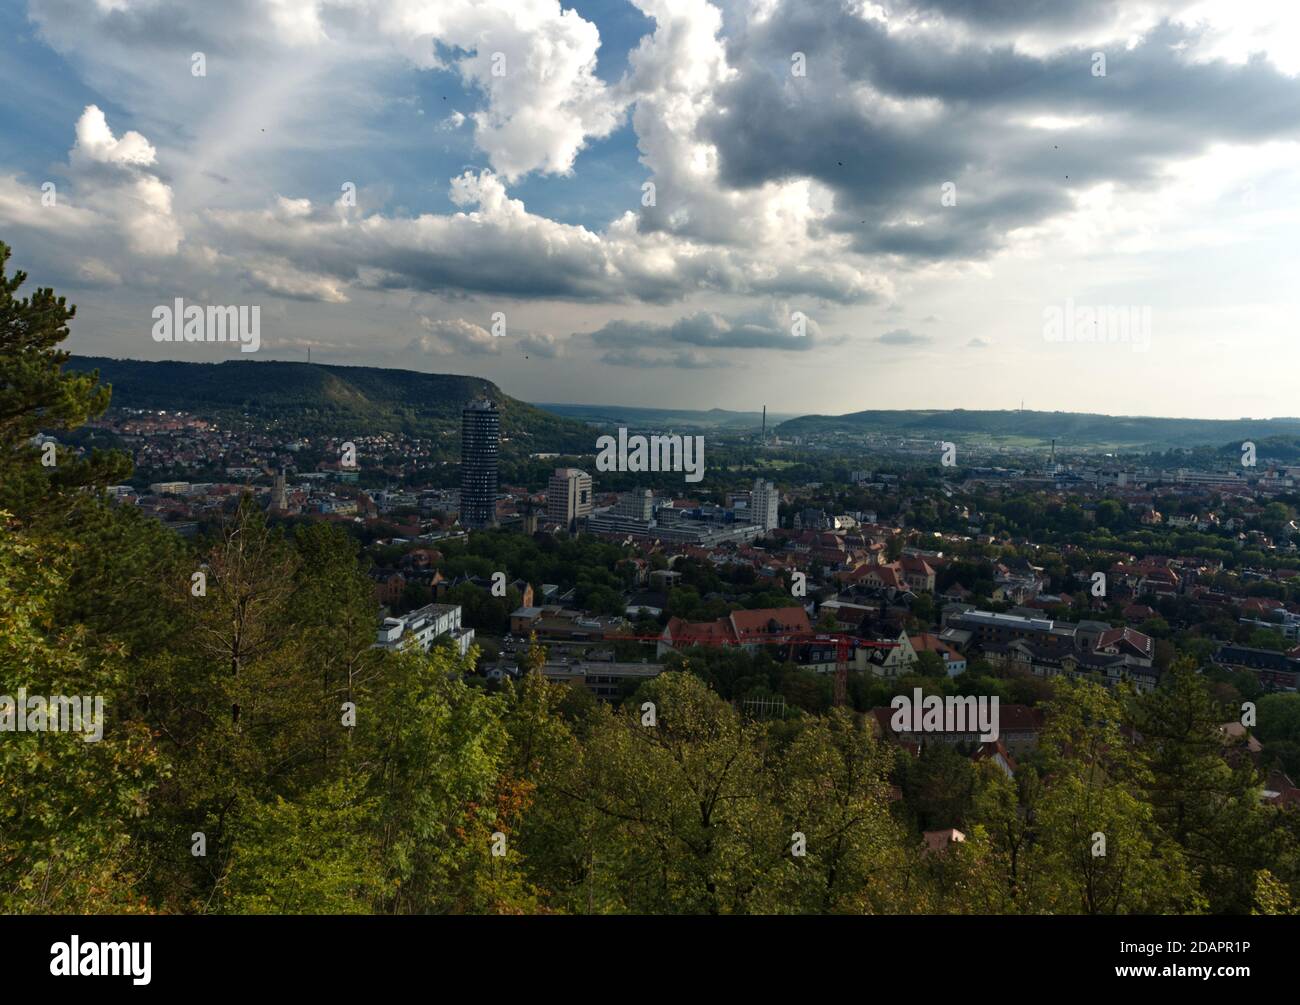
[{"x1": 2, "y1": 0, "x2": 1299, "y2": 419}]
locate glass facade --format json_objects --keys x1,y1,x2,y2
[{"x1": 460, "y1": 399, "x2": 500, "y2": 529}]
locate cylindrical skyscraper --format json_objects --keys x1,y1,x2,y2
[{"x1": 460, "y1": 398, "x2": 500, "y2": 529}]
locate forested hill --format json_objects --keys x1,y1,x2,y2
[
  {"x1": 64, "y1": 356, "x2": 1300, "y2": 457},
  {"x1": 776, "y1": 408, "x2": 1300, "y2": 451},
  {"x1": 66, "y1": 356, "x2": 595, "y2": 451}
]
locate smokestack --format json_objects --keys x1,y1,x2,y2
[{"x1": 762, "y1": 405, "x2": 767, "y2": 445}]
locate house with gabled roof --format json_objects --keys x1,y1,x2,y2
[
  {"x1": 1094, "y1": 626, "x2": 1155, "y2": 665},
  {"x1": 657, "y1": 606, "x2": 813, "y2": 657}
]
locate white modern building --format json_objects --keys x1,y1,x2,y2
[
  {"x1": 374, "y1": 603, "x2": 475, "y2": 656},
  {"x1": 751, "y1": 479, "x2": 779, "y2": 531}
]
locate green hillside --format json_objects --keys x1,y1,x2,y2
[
  {"x1": 776, "y1": 408, "x2": 1300, "y2": 452},
  {"x1": 63, "y1": 357, "x2": 1300, "y2": 458},
  {"x1": 66, "y1": 356, "x2": 595, "y2": 453}
]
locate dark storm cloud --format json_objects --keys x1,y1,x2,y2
[
  {"x1": 895, "y1": 0, "x2": 1210, "y2": 34},
  {"x1": 896, "y1": 0, "x2": 1133, "y2": 30},
  {"x1": 584, "y1": 310, "x2": 844, "y2": 368},
  {"x1": 704, "y1": 2, "x2": 1300, "y2": 261}
]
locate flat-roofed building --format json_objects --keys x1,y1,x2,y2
[
  {"x1": 943, "y1": 607, "x2": 1076, "y2": 647},
  {"x1": 510, "y1": 605, "x2": 630, "y2": 641},
  {"x1": 541, "y1": 660, "x2": 664, "y2": 700},
  {"x1": 375, "y1": 603, "x2": 475, "y2": 656},
  {"x1": 750, "y1": 479, "x2": 779, "y2": 531},
  {"x1": 546, "y1": 467, "x2": 592, "y2": 532}
]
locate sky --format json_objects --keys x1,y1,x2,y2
[{"x1": 2, "y1": 0, "x2": 1299, "y2": 420}]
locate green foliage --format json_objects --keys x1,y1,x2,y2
[
  {"x1": 219, "y1": 778, "x2": 386, "y2": 914},
  {"x1": 0, "y1": 242, "x2": 130, "y2": 523},
  {"x1": 7, "y1": 245, "x2": 1300, "y2": 918},
  {"x1": 1131, "y1": 662, "x2": 1275, "y2": 913},
  {"x1": 0, "y1": 517, "x2": 164, "y2": 913}
]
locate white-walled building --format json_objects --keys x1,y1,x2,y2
[
  {"x1": 751, "y1": 479, "x2": 779, "y2": 531},
  {"x1": 375, "y1": 603, "x2": 474, "y2": 656}
]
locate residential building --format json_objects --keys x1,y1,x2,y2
[
  {"x1": 370, "y1": 569, "x2": 406, "y2": 606},
  {"x1": 658, "y1": 607, "x2": 813, "y2": 657},
  {"x1": 750, "y1": 478, "x2": 780, "y2": 531},
  {"x1": 909, "y1": 633, "x2": 967, "y2": 676},
  {"x1": 374, "y1": 603, "x2": 475, "y2": 656},
  {"x1": 985, "y1": 637, "x2": 1160, "y2": 693},
  {"x1": 861, "y1": 630, "x2": 918, "y2": 678},
  {"x1": 1214, "y1": 645, "x2": 1300, "y2": 691}
]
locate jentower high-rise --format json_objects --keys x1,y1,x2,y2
[{"x1": 460, "y1": 398, "x2": 500, "y2": 529}]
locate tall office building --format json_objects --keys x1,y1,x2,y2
[
  {"x1": 751, "y1": 478, "x2": 779, "y2": 531},
  {"x1": 546, "y1": 467, "x2": 592, "y2": 532},
  {"x1": 460, "y1": 399, "x2": 500, "y2": 529}
]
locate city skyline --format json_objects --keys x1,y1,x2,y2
[
  {"x1": 8, "y1": 0, "x2": 1300, "y2": 939},
  {"x1": 2, "y1": 1, "x2": 1299, "y2": 419}
]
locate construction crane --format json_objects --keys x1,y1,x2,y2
[{"x1": 615, "y1": 629, "x2": 899, "y2": 707}]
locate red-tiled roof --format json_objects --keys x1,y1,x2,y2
[
  {"x1": 1097, "y1": 626, "x2": 1154, "y2": 657},
  {"x1": 909, "y1": 633, "x2": 962, "y2": 661},
  {"x1": 729, "y1": 607, "x2": 812, "y2": 639},
  {"x1": 663, "y1": 607, "x2": 812, "y2": 647},
  {"x1": 900, "y1": 555, "x2": 934, "y2": 575}
]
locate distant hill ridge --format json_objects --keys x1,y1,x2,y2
[
  {"x1": 64, "y1": 356, "x2": 1300, "y2": 454},
  {"x1": 536, "y1": 403, "x2": 797, "y2": 430},
  {"x1": 65, "y1": 356, "x2": 594, "y2": 451},
  {"x1": 776, "y1": 408, "x2": 1300, "y2": 451}
]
